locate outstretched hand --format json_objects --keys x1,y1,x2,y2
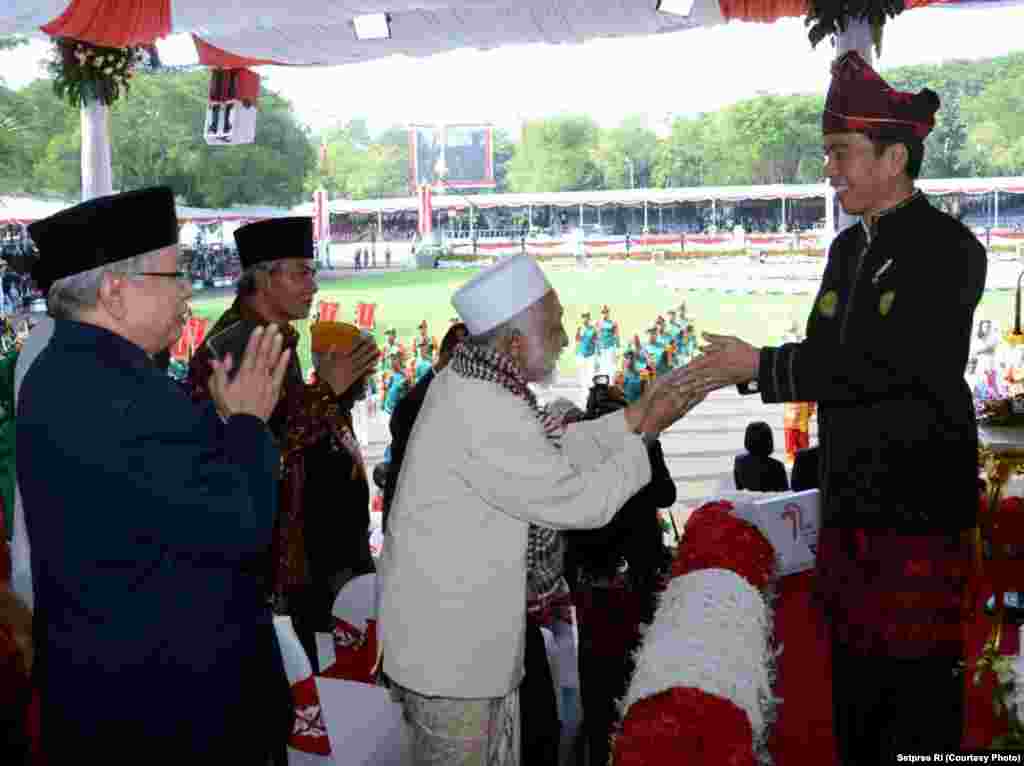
[
  {"x1": 208, "y1": 325, "x2": 292, "y2": 423},
  {"x1": 626, "y1": 366, "x2": 713, "y2": 435},
  {"x1": 684, "y1": 332, "x2": 760, "y2": 391}
]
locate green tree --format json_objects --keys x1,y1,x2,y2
[
  {"x1": 24, "y1": 69, "x2": 313, "y2": 205},
  {"x1": 592, "y1": 114, "x2": 659, "y2": 189},
  {"x1": 505, "y1": 115, "x2": 601, "y2": 192},
  {"x1": 961, "y1": 72, "x2": 1024, "y2": 176},
  {"x1": 652, "y1": 116, "x2": 708, "y2": 188},
  {"x1": 721, "y1": 93, "x2": 823, "y2": 184},
  {"x1": 883, "y1": 53, "x2": 1024, "y2": 177},
  {"x1": 491, "y1": 127, "x2": 515, "y2": 192},
  {"x1": 13, "y1": 79, "x2": 80, "y2": 195},
  {"x1": 0, "y1": 85, "x2": 35, "y2": 190},
  {"x1": 189, "y1": 89, "x2": 314, "y2": 207},
  {"x1": 312, "y1": 119, "x2": 409, "y2": 199}
]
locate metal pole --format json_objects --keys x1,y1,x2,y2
[
  {"x1": 781, "y1": 196, "x2": 787, "y2": 231},
  {"x1": 995, "y1": 189, "x2": 1000, "y2": 229},
  {"x1": 378, "y1": 209, "x2": 383, "y2": 240},
  {"x1": 597, "y1": 205, "x2": 601, "y2": 228},
  {"x1": 643, "y1": 200, "x2": 648, "y2": 232},
  {"x1": 579, "y1": 203, "x2": 584, "y2": 227}
]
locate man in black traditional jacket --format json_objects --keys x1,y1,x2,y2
[{"x1": 688, "y1": 52, "x2": 986, "y2": 763}]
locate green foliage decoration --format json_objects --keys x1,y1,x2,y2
[
  {"x1": 47, "y1": 37, "x2": 146, "y2": 107},
  {"x1": 804, "y1": 0, "x2": 905, "y2": 55}
]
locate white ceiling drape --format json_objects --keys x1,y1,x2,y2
[{"x1": 1, "y1": 0, "x2": 725, "y2": 66}]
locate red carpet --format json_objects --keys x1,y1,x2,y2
[{"x1": 769, "y1": 571, "x2": 839, "y2": 765}]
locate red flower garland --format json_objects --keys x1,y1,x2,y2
[
  {"x1": 613, "y1": 500, "x2": 778, "y2": 766},
  {"x1": 614, "y1": 687, "x2": 757, "y2": 766},
  {"x1": 672, "y1": 503, "x2": 777, "y2": 591}
]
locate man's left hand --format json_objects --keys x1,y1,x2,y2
[
  {"x1": 319, "y1": 337, "x2": 380, "y2": 396},
  {"x1": 685, "y1": 333, "x2": 760, "y2": 390}
]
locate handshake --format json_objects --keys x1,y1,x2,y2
[{"x1": 625, "y1": 332, "x2": 761, "y2": 435}]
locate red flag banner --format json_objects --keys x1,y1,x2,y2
[
  {"x1": 417, "y1": 185, "x2": 433, "y2": 236},
  {"x1": 318, "y1": 301, "x2": 340, "y2": 322},
  {"x1": 355, "y1": 303, "x2": 377, "y2": 331}
]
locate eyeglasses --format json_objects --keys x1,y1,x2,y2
[{"x1": 131, "y1": 269, "x2": 192, "y2": 284}]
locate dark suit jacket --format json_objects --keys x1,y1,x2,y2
[
  {"x1": 382, "y1": 367, "x2": 435, "y2": 532},
  {"x1": 734, "y1": 453, "x2": 789, "y2": 492},
  {"x1": 303, "y1": 431, "x2": 374, "y2": 587},
  {"x1": 565, "y1": 438, "x2": 676, "y2": 590},
  {"x1": 791, "y1": 446, "x2": 821, "y2": 492},
  {"x1": 17, "y1": 321, "x2": 289, "y2": 760}
]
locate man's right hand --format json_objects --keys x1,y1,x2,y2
[
  {"x1": 208, "y1": 325, "x2": 291, "y2": 423},
  {"x1": 624, "y1": 367, "x2": 712, "y2": 435}
]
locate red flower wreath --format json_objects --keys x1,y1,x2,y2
[
  {"x1": 671, "y1": 502, "x2": 777, "y2": 592},
  {"x1": 613, "y1": 687, "x2": 757, "y2": 766}
]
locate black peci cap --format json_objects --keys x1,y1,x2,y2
[
  {"x1": 233, "y1": 217, "x2": 314, "y2": 270},
  {"x1": 28, "y1": 186, "x2": 178, "y2": 290}
]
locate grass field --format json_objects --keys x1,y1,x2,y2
[{"x1": 189, "y1": 262, "x2": 1018, "y2": 377}]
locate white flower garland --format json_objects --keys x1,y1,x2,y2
[{"x1": 621, "y1": 567, "x2": 777, "y2": 751}]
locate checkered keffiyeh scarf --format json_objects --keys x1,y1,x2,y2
[{"x1": 449, "y1": 342, "x2": 572, "y2": 619}]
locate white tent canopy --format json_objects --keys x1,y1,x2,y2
[{"x1": 304, "y1": 177, "x2": 1024, "y2": 216}]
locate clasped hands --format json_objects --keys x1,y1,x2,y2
[{"x1": 626, "y1": 332, "x2": 760, "y2": 434}]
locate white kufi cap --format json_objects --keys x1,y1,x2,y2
[{"x1": 451, "y1": 255, "x2": 552, "y2": 335}]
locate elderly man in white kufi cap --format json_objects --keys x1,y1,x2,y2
[{"x1": 379, "y1": 254, "x2": 709, "y2": 765}]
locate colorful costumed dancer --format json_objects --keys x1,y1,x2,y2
[
  {"x1": 383, "y1": 353, "x2": 410, "y2": 415},
  {"x1": 415, "y1": 345, "x2": 435, "y2": 385},
  {"x1": 595, "y1": 305, "x2": 620, "y2": 377},
  {"x1": 411, "y1": 320, "x2": 438, "y2": 361},
  {"x1": 667, "y1": 309, "x2": 686, "y2": 368},
  {"x1": 618, "y1": 350, "x2": 645, "y2": 404},
  {"x1": 576, "y1": 312, "x2": 598, "y2": 397},
  {"x1": 642, "y1": 326, "x2": 671, "y2": 379},
  {"x1": 782, "y1": 400, "x2": 816, "y2": 464}
]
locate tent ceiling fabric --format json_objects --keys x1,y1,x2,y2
[{"x1": 1, "y1": 0, "x2": 725, "y2": 65}]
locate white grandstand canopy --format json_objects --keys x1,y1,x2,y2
[
  {"x1": 0, "y1": 195, "x2": 293, "y2": 225},
  {"x1": 301, "y1": 177, "x2": 1024, "y2": 216}
]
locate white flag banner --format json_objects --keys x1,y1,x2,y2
[{"x1": 315, "y1": 677, "x2": 411, "y2": 766}]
